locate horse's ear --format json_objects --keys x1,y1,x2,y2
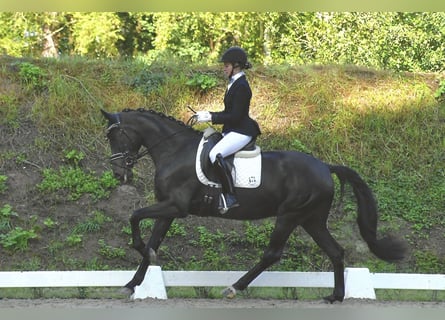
[
  {"x1": 101, "y1": 109, "x2": 112, "y2": 120},
  {"x1": 101, "y1": 109, "x2": 121, "y2": 126}
]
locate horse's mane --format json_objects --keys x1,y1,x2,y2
[{"x1": 121, "y1": 108, "x2": 202, "y2": 136}]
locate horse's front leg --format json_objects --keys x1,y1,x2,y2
[
  {"x1": 124, "y1": 200, "x2": 187, "y2": 294},
  {"x1": 130, "y1": 201, "x2": 186, "y2": 257},
  {"x1": 124, "y1": 217, "x2": 174, "y2": 294}
]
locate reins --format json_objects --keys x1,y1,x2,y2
[{"x1": 107, "y1": 119, "x2": 189, "y2": 169}]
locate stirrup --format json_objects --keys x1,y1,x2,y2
[{"x1": 218, "y1": 194, "x2": 239, "y2": 214}]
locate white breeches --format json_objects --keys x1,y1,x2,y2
[{"x1": 209, "y1": 132, "x2": 252, "y2": 163}]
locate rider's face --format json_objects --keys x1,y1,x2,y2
[{"x1": 223, "y1": 62, "x2": 233, "y2": 78}]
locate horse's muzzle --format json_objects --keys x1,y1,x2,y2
[{"x1": 114, "y1": 168, "x2": 133, "y2": 184}]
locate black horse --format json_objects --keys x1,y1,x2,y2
[{"x1": 101, "y1": 108, "x2": 406, "y2": 303}]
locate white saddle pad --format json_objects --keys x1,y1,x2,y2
[{"x1": 195, "y1": 137, "x2": 262, "y2": 188}]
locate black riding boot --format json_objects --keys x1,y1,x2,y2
[{"x1": 214, "y1": 154, "x2": 239, "y2": 213}]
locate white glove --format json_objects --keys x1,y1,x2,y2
[{"x1": 196, "y1": 111, "x2": 212, "y2": 123}]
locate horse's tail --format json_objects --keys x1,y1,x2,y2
[{"x1": 328, "y1": 164, "x2": 407, "y2": 262}]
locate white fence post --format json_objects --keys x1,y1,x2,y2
[
  {"x1": 344, "y1": 267, "x2": 376, "y2": 299},
  {"x1": 131, "y1": 265, "x2": 167, "y2": 300}
]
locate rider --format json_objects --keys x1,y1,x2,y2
[{"x1": 195, "y1": 46, "x2": 261, "y2": 213}]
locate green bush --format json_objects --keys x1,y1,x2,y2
[
  {"x1": 0, "y1": 204, "x2": 18, "y2": 231},
  {"x1": 0, "y1": 227, "x2": 38, "y2": 252},
  {"x1": 37, "y1": 167, "x2": 119, "y2": 201},
  {"x1": 18, "y1": 62, "x2": 47, "y2": 91},
  {"x1": 98, "y1": 239, "x2": 126, "y2": 259},
  {"x1": 64, "y1": 149, "x2": 85, "y2": 166},
  {"x1": 186, "y1": 73, "x2": 218, "y2": 92},
  {"x1": 129, "y1": 69, "x2": 165, "y2": 95}
]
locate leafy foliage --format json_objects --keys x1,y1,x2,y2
[
  {"x1": 98, "y1": 239, "x2": 126, "y2": 259},
  {"x1": 37, "y1": 167, "x2": 118, "y2": 201},
  {"x1": 186, "y1": 73, "x2": 218, "y2": 92},
  {"x1": 64, "y1": 149, "x2": 85, "y2": 166},
  {"x1": 0, "y1": 203, "x2": 39, "y2": 252},
  {"x1": 128, "y1": 69, "x2": 165, "y2": 95},
  {"x1": 0, "y1": 227, "x2": 38, "y2": 252},
  {"x1": 1, "y1": 12, "x2": 445, "y2": 72},
  {"x1": 0, "y1": 204, "x2": 18, "y2": 231},
  {"x1": 18, "y1": 62, "x2": 47, "y2": 91},
  {"x1": 70, "y1": 13, "x2": 123, "y2": 58}
]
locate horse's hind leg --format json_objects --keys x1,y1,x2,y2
[
  {"x1": 302, "y1": 218, "x2": 345, "y2": 303},
  {"x1": 223, "y1": 216, "x2": 297, "y2": 298}
]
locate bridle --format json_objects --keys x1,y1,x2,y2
[
  {"x1": 106, "y1": 118, "x2": 190, "y2": 170},
  {"x1": 106, "y1": 122, "x2": 149, "y2": 170}
]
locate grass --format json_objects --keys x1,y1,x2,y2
[
  {"x1": 0, "y1": 55, "x2": 444, "y2": 293},
  {"x1": 1, "y1": 286, "x2": 443, "y2": 302}
]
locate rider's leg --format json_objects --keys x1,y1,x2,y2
[
  {"x1": 209, "y1": 132, "x2": 252, "y2": 162},
  {"x1": 209, "y1": 132, "x2": 251, "y2": 213},
  {"x1": 214, "y1": 153, "x2": 239, "y2": 212}
]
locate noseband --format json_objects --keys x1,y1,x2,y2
[
  {"x1": 109, "y1": 150, "x2": 140, "y2": 168},
  {"x1": 106, "y1": 122, "x2": 149, "y2": 170}
]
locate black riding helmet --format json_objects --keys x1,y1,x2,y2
[{"x1": 219, "y1": 46, "x2": 252, "y2": 70}]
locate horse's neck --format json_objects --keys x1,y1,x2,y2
[{"x1": 140, "y1": 121, "x2": 199, "y2": 166}]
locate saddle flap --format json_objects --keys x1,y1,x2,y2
[{"x1": 199, "y1": 130, "x2": 223, "y2": 182}]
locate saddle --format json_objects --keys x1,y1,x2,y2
[{"x1": 195, "y1": 128, "x2": 262, "y2": 189}]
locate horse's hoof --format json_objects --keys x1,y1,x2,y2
[
  {"x1": 221, "y1": 286, "x2": 237, "y2": 299},
  {"x1": 119, "y1": 286, "x2": 134, "y2": 297},
  {"x1": 323, "y1": 294, "x2": 344, "y2": 304}
]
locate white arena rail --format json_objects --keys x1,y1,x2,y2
[{"x1": 0, "y1": 267, "x2": 444, "y2": 300}]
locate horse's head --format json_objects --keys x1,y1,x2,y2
[{"x1": 101, "y1": 109, "x2": 142, "y2": 183}]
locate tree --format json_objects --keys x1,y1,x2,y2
[
  {"x1": 0, "y1": 12, "x2": 62, "y2": 57},
  {"x1": 115, "y1": 12, "x2": 156, "y2": 57},
  {"x1": 70, "y1": 12, "x2": 123, "y2": 58},
  {"x1": 0, "y1": 12, "x2": 444, "y2": 72}
]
